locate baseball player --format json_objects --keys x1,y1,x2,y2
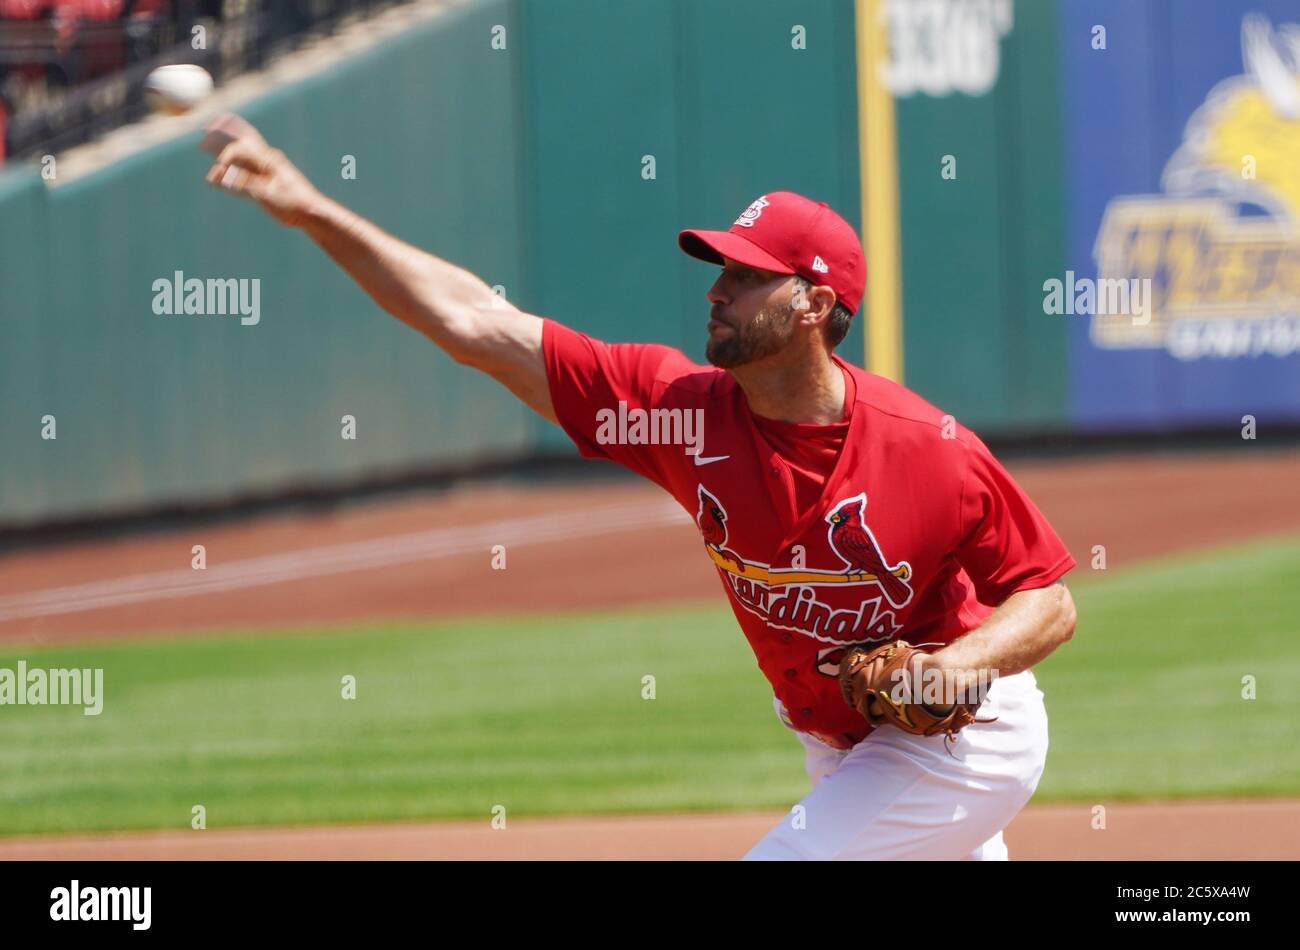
[{"x1": 202, "y1": 114, "x2": 1078, "y2": 861}]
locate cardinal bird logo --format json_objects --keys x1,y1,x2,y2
[
  {"x1": 825, "y1": 493, "x2": 913, "y2": 607},
  {"x1": 696, "y1": 485, "x2": 745, "y2": 573}
]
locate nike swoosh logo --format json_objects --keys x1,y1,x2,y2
[{"x1": 691, "y1": 453, "x2": 730, "y2": 466}]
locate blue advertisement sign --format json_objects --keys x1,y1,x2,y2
[{"x1": 1061, "y1": 0, "x2": 1300, "y2": 430}]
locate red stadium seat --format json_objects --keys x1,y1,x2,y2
[{"x1": 0, "y1": 0, "x2": 52, "y2": 19}]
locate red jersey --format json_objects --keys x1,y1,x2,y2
[
  {"x1": 749, "y1": 363, "x2": 856, "y2": 514},
  {"x1": 543, "y1": 319, "x2": 1075, "y2": 749}
]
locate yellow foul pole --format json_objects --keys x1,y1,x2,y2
[{"x1": 855, "y1": 0, "x2": 903, "y2": 381}]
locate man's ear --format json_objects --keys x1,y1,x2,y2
[
  {"x1": 793, "y1": 282, "x2": 836, "y2": 326},
  {"x1": 790, "y1": 282, "x2": 832, "y2": 315}
]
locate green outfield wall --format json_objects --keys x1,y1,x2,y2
[
  {"x1": 1, "y1": 1, "x2": 532, "y2": 524},
  {"x1": 892, "y1": 0, "x2": 1068, "y2": 432}
]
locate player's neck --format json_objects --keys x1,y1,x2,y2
[{"x1": 731, "y1": 347, "x2": 847, "y2": 425}]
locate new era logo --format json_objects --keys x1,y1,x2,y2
[{"x1": 812, "y1": 256, "x2": 829, "y2": 273}]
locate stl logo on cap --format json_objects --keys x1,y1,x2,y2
[{"x1": 733, "y1": 196, "x2": 770, "y2": 228}]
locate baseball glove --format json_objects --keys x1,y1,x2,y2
[{"x1": 838, "y1": 640, "x2": 993, "y2": 743}]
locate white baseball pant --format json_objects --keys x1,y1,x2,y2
[{"x1": 744, "y1": 669, "x2": 1049, "y2": 860}]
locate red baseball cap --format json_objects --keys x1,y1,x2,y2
[{"x1": 678, "y1": 191, "x2": 867, "y2": 314}]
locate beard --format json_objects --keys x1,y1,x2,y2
[{"x1": 705, "y1": 303, "x2": 795, "y2": 369}]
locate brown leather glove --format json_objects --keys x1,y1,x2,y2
[{"x1": 838, "y1": 640, "x2": 991, "y2": 740}]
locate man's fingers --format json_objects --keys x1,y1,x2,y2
[
  {"x1": 215, "y1": 140, "x2": 272, "y2": 174},
  {"x1": 202, "y1": 115, "x2": 274, "y2": 200},
  {"x1": 200, "y1": 112, "x2": 267, "y2": 156},
  {"x1": 204, "y1": 162, "x2": 252, "y2": 195},
  {"x1": 215, "y1": 113, "x2": 267, "y2": 146},
  {"x1": 220, "y1": 166, "x2": 247, "y2": 192},
  {"x1": 198, "y1": 125, "x2": 237, "y2": 158},
  {"x1": 200, "y1": 115, "x2": 284, "y2": 212},
  {"x1": 204, "y1": 162, "x2": 234, "y2": 190}
]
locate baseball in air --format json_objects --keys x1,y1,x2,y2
[{"x1": 144, "y1": 64, "x2": 213, "y2": 116}]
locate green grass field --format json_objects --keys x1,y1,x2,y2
[{"x1": 2, "y1": 534, "x2": 1298, "y2": 836}]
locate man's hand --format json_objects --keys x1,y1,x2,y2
[
  {"x1": 202, "y1": 113, "x2": 322, "y2": 227},
  {"x1": 838, "y1": 641, "x2": 986, "y2": 740}
]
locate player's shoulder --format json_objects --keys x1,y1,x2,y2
[
  {"x1": 621, "y1": 340, "x2": 724, "y2": 399},
  {"x1": 602, "y1": 335, "x2": 728, "y2": 400},
  {"x1": 842, "y1": 360, "x2": 982, "y2": 454},
  {"x1": 544, "y1": 317, "x2": 721, "y2": 395},
  {"x1": 844, "y1": 361, "x2": 954, "y2": 432}
]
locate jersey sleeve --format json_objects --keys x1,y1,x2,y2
[
  {"x1": 954, "y1": 434, "x2": 1076, "y2": 605},
  {"x1": 542, "y1": 318, "x2": 687, "y2": 488}
]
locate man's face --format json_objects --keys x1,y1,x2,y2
[{"x1": 704, "y1": 258, "x2": 799, "y2": 368}]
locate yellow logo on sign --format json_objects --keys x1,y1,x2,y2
[{"x1": 1093, "y1": 14, "x2": 1300, "y2": 359}]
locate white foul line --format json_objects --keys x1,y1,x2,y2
[{"x1": 0, "y1": 499, "x2": 691, "y2": 622}]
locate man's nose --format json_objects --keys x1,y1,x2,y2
[{"x1": 706, "y1": 275, "x2": 729, "y2": 306}]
